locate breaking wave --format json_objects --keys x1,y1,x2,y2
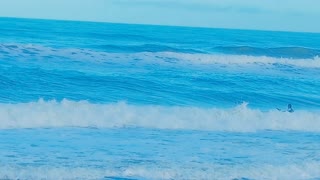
[
  {"x1": 215, "y1": 46, "x2": 320, "y2": 59},
  {"x1": 1, "y1": 99, "x2": 320, "y2": 132},
  {"x1": 1, "y1": 43, "x2": 320, "y2": 68},
  {"x1": 1, "y1": 161, "x2": 320, "y2": 180}
]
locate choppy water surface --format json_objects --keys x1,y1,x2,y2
[{"x1": 0, "y1": 17, "x2": 320, "y2": 179}]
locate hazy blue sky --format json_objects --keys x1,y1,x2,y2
[{"x1": 0, "y1": 0, "x2": 319, "y2": 32}]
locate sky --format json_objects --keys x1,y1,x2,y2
[{"x1": 0, "y1": 0, "x2": 319, "y2": 32}]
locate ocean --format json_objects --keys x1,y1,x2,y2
[{"x1": 0, "y1": 17, "x2": 320, "y2": 179}]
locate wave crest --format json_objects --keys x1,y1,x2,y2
[
  {"x1": 1, "y1": 99, "x2": 320, "y2": 132},
  {"x1": 1, "y1": 43, "x2": 320, "y2": 69},
  {"x1": 215, "y1": 46, "x2": 320, "y2": 59}
]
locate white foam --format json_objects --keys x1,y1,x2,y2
[
  {"x1": 1, "y1": 43, "x2": 320, "y2": 68},
  {"x1": 1, "y1": 99, "x2": 320, "y2": 132},
  {"x1": 1, "y1": 161, "x2": 320, "y2": 180},
  {"x1": 159, "y1": 52, "x2": 320, "y2": 68}
]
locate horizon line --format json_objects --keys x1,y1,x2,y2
[{"x1": 0, "y1": 16, "x2": 319, "y2": 34}]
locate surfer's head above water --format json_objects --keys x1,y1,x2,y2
[{"x1": 287, "y1": 104, "x2": 294, "y2": 113}]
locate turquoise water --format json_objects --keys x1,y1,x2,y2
[{"x1": 0, "y1": 17, "x2": 320, "y2": 179}]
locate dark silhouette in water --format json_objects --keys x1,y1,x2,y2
[
  {"x1": 287, "y1": 104, "x2": 294, "y2": 113},
  {"x1": 277, "y1": 104, "x2": 294, "y2": 113}
]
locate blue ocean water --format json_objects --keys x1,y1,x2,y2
[{"x1": 0, "y1": 17, "x2": 320, "y2": 179}]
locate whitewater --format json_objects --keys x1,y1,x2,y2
[{"x1": 0, "y1": 17, "x2": 320, "y2": 179}]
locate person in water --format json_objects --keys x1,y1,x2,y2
[
  {"x1": 277, "y1": 104, "x2": 294, "y2": 113},
  {"x1": 287, "y1": 104, "x2": 294, "y2": 113}
]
